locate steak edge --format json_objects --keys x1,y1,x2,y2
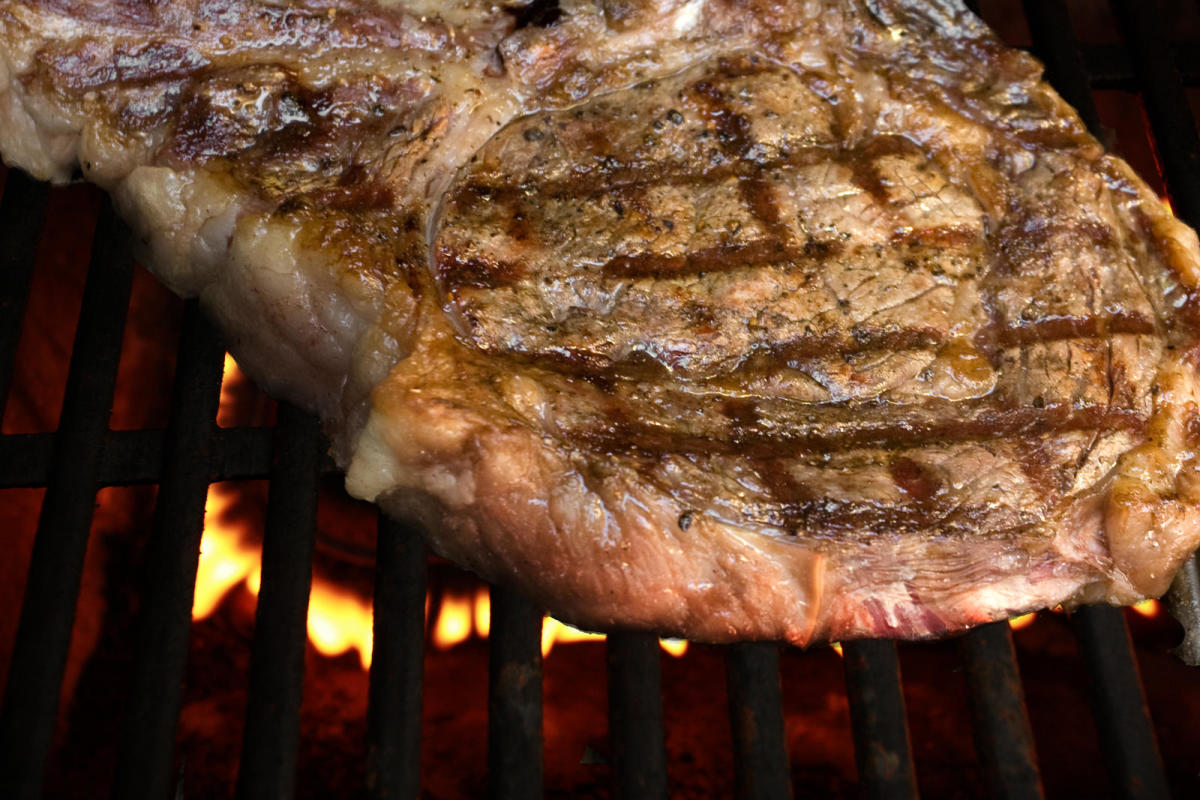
[{"x1": 3, "y1": 0, "x2": 1200, "y2": 643}]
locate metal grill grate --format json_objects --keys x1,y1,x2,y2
[{"x1": 1, "y1": 2, "x2": 1199, "y2": 798}]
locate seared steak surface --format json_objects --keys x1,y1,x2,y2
[{"x1": 3, "y1": 0, "x2": 1200, "y2": 642}]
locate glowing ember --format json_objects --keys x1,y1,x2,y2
[
  {"x1": 1009, "y1": 612, "x2": 1036, "y2": 630},
  {"x1": 1132, "y1": 599, "x2": 1161, "y2": 618}
]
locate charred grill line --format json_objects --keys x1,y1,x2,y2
[
  {"x1": 636, "y1": 65, "x2": 798, "y2": 284},
  {"x1": 586, "y1": 403, "x2": 1144, "y2": 460},
  {"x1": 493, "y1": 315, "x2": 1147, "y2": 381},
  {"x1": 990, "y1": 312, "x2": 1156, "y2": 348},
  {"x1": 0, "y1": 201, "x2": 134, "y2": 800},
  {"x1": 450, "y1": 144, "x2": 835, "y2": 211},
  {"x1": 602, "y1": 237, "x2": 794, "y2": 279},
  {"x1": 446, "y1": 218, "x2": 977, "y2": 288}
]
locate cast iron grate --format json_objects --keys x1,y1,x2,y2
[{"x1": 0, "y1": 1, "x2": 1196, "y2": 798}]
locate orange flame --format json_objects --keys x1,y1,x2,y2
[
  {"x1": 474, "y1": 585, "x2": 491, "y2": 638},
  {"x1": 659, "y1": 638, "x2": 689, "y2": 658},
  {"x1": 1132, "y1": 599, "x2": 1161, "y2": 618},
  {"x1": 541, "y1": 616, "x2": 606, "y2": 657},
  {"x1": 1008, "y1": 612, "x2": 1036, "y2": 630},
  {"x1": 452, "y1": 586, "x2": 689, "y2": 658},
  {"x1": 193, "y1": 482, "x2": 376, "y2": 667},
  {"x1": 217, "y1": 353, "x2": 243, "y2": 428},
  {"x1": 307, "y1": 580, "x2": 374, "y2": 669},
  {"x1": 432, "y1": 591, "x2": 474, "y2": 650},
  {"x1": 193, "y1": 483, "x2": 260, "y2": 619},
  {"x1": 830, "y1": 642, "x2": 844, "y2": 658}
]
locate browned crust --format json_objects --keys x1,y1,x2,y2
[{"x1": 4, "y1": 0, "x2": 1200, "y2": 644}]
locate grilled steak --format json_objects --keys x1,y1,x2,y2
[{"x1": 3, "y1": 0, "x2": 1200, "y2": 644}]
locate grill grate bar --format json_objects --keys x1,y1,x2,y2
[
  {"x1": 366, "y1": 515, "x2": 429, "y2": 800},
  {"x1": 0, "y1": 171, "x2": 48, "y2": 418},
  {"x1": 235, "y1": 404, "x2": 322, "y2": 800},
  {"x1": 726, "y1": 643, "x2": 793, "y2": 800},
  {"x1": 841, "y1": 640, "x2": 918, "y2": 800},
  {"x1": 1110, "y1": 0, "x2": 1200, "y2": 673},
  {"x1": 1019, "y1": 5, "x2": 1172, "y2": 795},
  {"x1": 0, "y1": 426, "x2": 315, "y2": 488},
  {"x1": 110, "y1": 303, "x2": 225, "y2": 800},
  {"x1": 959, "y1": 623, "x2": 1044, "y2": 800},
  {"x1": 0, "y1": 201, "x2": 134, "y2": 800},
  {"x1": 1081, "y1": 42, "x2": 1200, "y2": 90},
  {"x1": 1168, "y1": 558, "x2": 1200, "y2": 664},
  {"x1": 1023, "y1": 0, "x2": 1102, "y2": 133},
  {"x1": 607, "y1": 632, "x2": 669, "y2": 800},
  {"x1": 1112, "y1": 0, "x2": 1200, "y2": 223},
  {"x1": 1072, "y1": 606, "x2": 1171, "y2": 800},
  {"x1": 487, "y1": 587, "x2": 544, "y2": 800}
]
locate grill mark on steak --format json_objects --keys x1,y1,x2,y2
[
  {"x1": 494, "y1": 324, "x2": 944, "y2": 381},
  {"x1": 692, "y1": 455, "x2": 1029, "y2": 539},
  {"x1": 602, "y1": 237, "x2": 794, "y2": 279},
  {"x1": 747, "y1": 326, "x2": 944, "y2": 368},
  {"x1": 449, "y1": 146, "x2": 837, "y2": 211},
  {"x1": 892, "y1": 225, "x2": 981, "y2": 250},
  {"x1": 748, "y1": 499, "x2": 1021, "y2": 539},
  {"x1": 440, "y1": 218, "x2": 978, "y2": 289},
  {"x1": 9, "y1": 0, "x2": 1200, "y2": 643},
  {"x1": 478, "y1": 315, "x2": 1153, "y2": 383},
  {"x1": 991, "y1": 312, "x2": 1156, "y2": 348},
  {"x1": 581, "y1": 402, "x2": 1145, "y2": 459},
  {"x1": 435, "y1": 246, "x2": 526, "y2": 290},
  {"x1": 687, "y1": 65, "x2": 800, "y2": 264},
  {"x1": 889, "y1": 456, "x2": 942, "y2": 503},
  {"x1": 597, "y1": 224, "x2": 980, "y2": 280}
]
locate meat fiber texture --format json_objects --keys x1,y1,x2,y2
[{"x1": 4, "y1": 0, "x2": 1200, "y2": 645}]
